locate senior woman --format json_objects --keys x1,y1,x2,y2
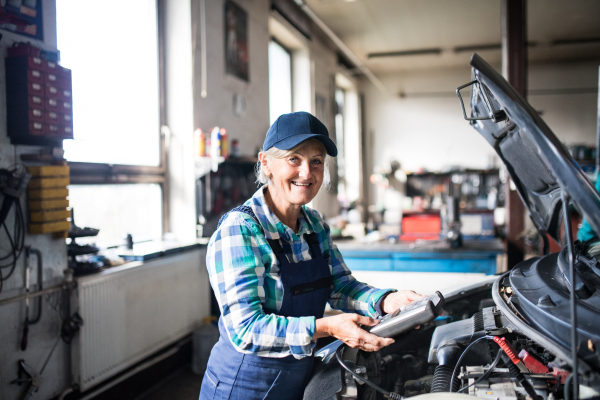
[{"x1": 200, "y1": 111, "x2": 422, "y2": 400}]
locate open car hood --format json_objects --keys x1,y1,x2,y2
[{"x1": 457, "y1": 53, "x2": 600, "y2": 243}]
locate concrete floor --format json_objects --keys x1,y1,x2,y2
[{"x1": 135, "y1": 366, "x2": 203, "y2": 400}]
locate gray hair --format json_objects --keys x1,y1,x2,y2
[{"x1": 255, "y1": 139, "x2": 332, "y2": 190}]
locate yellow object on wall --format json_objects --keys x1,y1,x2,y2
[{"x1": 27, "y1": 165, "x2": 70, "y2": 235}]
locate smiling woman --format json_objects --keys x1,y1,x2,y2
[{"x1": 199, "y1": 111, "x2": 422, "y2": 400}]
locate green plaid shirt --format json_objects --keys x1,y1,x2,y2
[{"x1": 206, "y1": 186, "x2": 393, "y2": 359}]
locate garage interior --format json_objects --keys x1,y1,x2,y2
[{"x1": 1, "y1": 0, "x2": 599, "y2": 399}]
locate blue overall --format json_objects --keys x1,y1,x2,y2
[{"x1": 199, "y1": 206, "x2": 331, "y2": 400}]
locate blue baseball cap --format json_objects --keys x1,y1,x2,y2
[{"x1": 263, "y1": 112, "x2": 338, "y2": 157}]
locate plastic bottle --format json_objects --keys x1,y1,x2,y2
[
  {"x1": 194, "y1": 128, "x2": 206, "y2": 157},
  {"x1": 210, "y1": 126, "x2": 221, "y2": 158},
  {"x1": 220, "y1": 128, "x2": 228, "y2": 159},
  {"x1": 231, "y1": 139, "x2": 239, "y2": 157},
  {"x1": 192, "y1": 317, "x2": 220, "y2": 375}
]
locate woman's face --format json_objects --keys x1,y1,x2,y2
[{"x1": 262, "y1": 141, "x2": 326, "y2": 208}]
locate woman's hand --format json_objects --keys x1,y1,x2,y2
[
  {"x1": 314, "y1": 314, "x2": 394, "y2": 352},
  {"x1": 381, "y1": 290, "x2": 424, "y2": 315}
]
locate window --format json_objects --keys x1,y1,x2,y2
[
  {"x1": 68, "y1": 184, "x2": 163, "y2": 247},
  {"x1": 268, "y1": 40, "x2": 292, "y2": 124},
  {"x1": 57, "y1": 0, "x2": 161, "y2": 166},
  {"x1": 335, "y1": 78, "x2": 361, "y2": 207},
  {"x1": 56, "y1": 0, "x2": 166, "y2": 245}
]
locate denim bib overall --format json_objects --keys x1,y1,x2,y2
[{"x1": 199, "y1": 206, "x2": 331, "y2": 400}]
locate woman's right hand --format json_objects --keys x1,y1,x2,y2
[{"x1": 314, "y1": 314, "x2": 394, "y2": 352}]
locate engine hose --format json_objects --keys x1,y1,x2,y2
[
  {"x1": 335, "y1": 344, "x2": 402, "y2": 400},
  {"x1": 431, "y1": 364, "x2": 459, "y2": 393}
]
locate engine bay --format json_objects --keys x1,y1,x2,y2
[{"x1": 307, "y1": 241, "x2": 600, "y2": 400}]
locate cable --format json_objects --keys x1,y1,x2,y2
[
  {"x1": 335, "y1": 344, "x2": 402, "y2": 399},
  {"x1": 457, "y1": 349, "x2": 504, "y2": 393},
  {"x1": 0, "y1": 194, "x2": 26, "y2": 292},
  {"x1": 449, "y1": 335, "x2": 495, "y2": 392},
  {"x1": 563, "y1": 372, "x2": 574, "y2": 400}
]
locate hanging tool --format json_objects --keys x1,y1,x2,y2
[
  {"x1": 11, "y1": 331, "x2": 63, "y2": 400},
  {"x1": 10, "y1": 360, "x2": 38, "y2": 400},
  {"x1": 21, "y1": 247, "x2": 43, "y2": 351}
]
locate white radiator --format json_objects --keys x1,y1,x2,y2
[{"x1": 71, "y1": 248, "x2": 209, "y2": 391}]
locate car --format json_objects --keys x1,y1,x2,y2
[{"x1": 304, "y1": 53, "x2": 600, "y2": 400}]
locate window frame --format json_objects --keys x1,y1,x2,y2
[{"x1": 66, "y1": 0, "x2": 169, "y2": 235}]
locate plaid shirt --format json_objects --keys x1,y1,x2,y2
[{"x1": 206, "y1": 187, "x2": 393, "y2": 359}]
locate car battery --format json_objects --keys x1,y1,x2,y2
[{"x1": 5, "y1": 56, "x2": 74, "y2": 145}]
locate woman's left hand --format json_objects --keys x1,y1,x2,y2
[{"x1": 381, "y1": 290, "x2": 424, "y2": 315}]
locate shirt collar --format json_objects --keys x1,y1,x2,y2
[{"x1": 247, "y1": 186, "x2": 315, "y2": 242}]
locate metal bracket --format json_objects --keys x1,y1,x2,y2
[{"x1": 456, "y1": 80, "x2": 507, "y2": 123}]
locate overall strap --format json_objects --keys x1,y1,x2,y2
[
  {"x1": 267, "y1": 238, "x2": 290, "y2": 265},
  {"x1": 303, "y1": 232, "x2": 323, "y2": 258},
  {"x1": 216, "y1": 205, "x2": 258, "y2": 230}
]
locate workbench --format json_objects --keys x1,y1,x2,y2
[{"x1": 335, "y1": 239, "x2": 505, "y2": 294}]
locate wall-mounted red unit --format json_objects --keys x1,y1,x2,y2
[{"x1": 5, "y1": 56, "x2": 73, "y2": 146}]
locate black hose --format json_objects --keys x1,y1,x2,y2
[
  {"x1": 457, "y1": 349, "x2": 504, "y2": 393},
  {"x1": 449, "y1": 336, "x2": 494, "y2": 392},
  {"x1": 431, "y1": 365, "x2": 459, "y2": 392},
  {"x1": 335, "y1": 343, "x2": 401, "y2": 399}
]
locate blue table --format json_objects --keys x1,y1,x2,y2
[{"x1": 337, "y1": 239, "x2": 504, "y2": 276}]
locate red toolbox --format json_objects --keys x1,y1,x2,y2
[{"x1": 400, "y1": 211, "x2": 442, "y2": 241}]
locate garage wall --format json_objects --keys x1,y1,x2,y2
[
  {"x1": 362, "y1": 61, "x2": 600, "y2": 203},
  {"x1": 0, "y1": 2, "x2": 72, "y2": 399},
  {"x1": 189, "y1": 0, "x2": 341, "y2": 218},
  {"x1": 191, "y1": 0, "x2": 271, "y2": 158}
]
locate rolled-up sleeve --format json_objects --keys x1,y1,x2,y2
[{"x1": 206, "y1": 214, "x2": 315, "y2": 358}]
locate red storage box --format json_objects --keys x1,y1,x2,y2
[
  {"x1": 59, "y1": 100, "x2": 72, "y2": 114},
  {"x1": 59, "y1": 124, "x2": 74, "y2": 139},
  {"x1": 27, "y1": 57, "x2": 44, "y2": 69},
  {"x1": 59, "y1": 87, "x2": 72, "y2": 101},
  {"x1": 45, "y1": 111, "x2": 59, "y2": 124},
  {"x1": 400, "y1": 211, "x2": 441, "y2": 241},
  {"x1": 29, "y1": 121, "x2": 44, "y2": 136},
  {"x1": 28, "y1": 81, "x2": 44, "y2": 96},
  {"x1": 7, "y1": 45, "x2": 41, "y2": 58},
  {"x1": 45, "y1": 98, "x2": 59, "y2": 111},
  {"x1": 28, "y1": 68, "x2": 44, "y2": 83},
  {"x1": 28, "y1": 95, "x2": 43, "y2": 108},
  {"x1": 44, "y1": 60, "x2": 59, "y2": 73},
  {"x1": 46, "y1": 72, "x2": 58, "y2": 84},
  {"x1": 29, "y1": 108, "x2": 44, "y2": 122},
  {"x1": 45, "y1": 84, "x2": 59, "y2": 99},
  {"x1": 46, "y1": 123, "x2": 60, "y2": 136},
  {"x1": 61, "y1": 113, "x2": 73, "y2": 125}
]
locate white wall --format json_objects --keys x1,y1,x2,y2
[
  {"x1": 362, "y1": 60, "x2": 600, "y2": 204},
  {"x1": 192, "y1": 0, "x2": 271, "y2": 157},
  {"x1": 303, "y1": 26, "x2": 341, "y2": 219},
  {"x1": 528, "y1": 61, "x2": 599, "y2": 145},
  {"x1": 0, "y1": 3, "x2": 72, "y2": 399}
]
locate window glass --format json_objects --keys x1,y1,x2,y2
[
  {"x1": 68, "y1": 184, "x2": 162, "y2": 247},
  {"x1": 57, "y1": 0, "x2": 160, "y2": 166},
  {"x1": 268, "y1": 40, "x2": 292, "y2": 125}
]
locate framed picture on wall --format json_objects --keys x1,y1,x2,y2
[
  {"x1": 0, "y1": 0, "x2": 43, "y2": 40},
  {"x1": 224, "y1": 0, "x2": 249, "y2": 82}
]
